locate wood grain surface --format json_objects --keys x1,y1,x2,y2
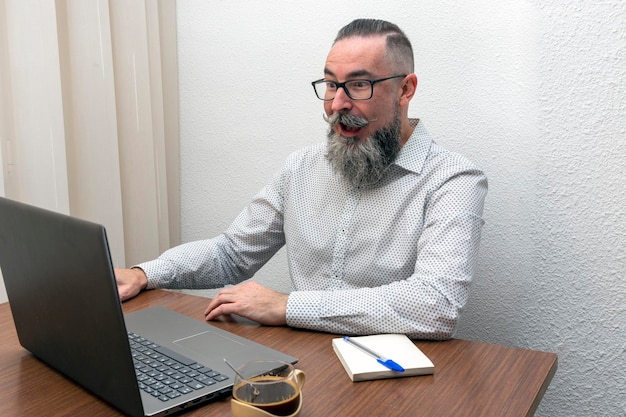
[{"x1": 0, "y1": 290, "x2": 557, "y2": 416}]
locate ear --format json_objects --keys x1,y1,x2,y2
[{"x1": 399, "y1": 74, "x2": 418, "y2": 107}]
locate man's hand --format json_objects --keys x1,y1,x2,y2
[
  {"x1": 114, "y1": 267, "x2": 148, "y2": 301},
  {"x1": 204, "y1": 281, "x2": 288, "y2": 326}
]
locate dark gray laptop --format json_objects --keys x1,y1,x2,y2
[{"x1": 0, "y1": 197, "x2": 297, "y2": 417}]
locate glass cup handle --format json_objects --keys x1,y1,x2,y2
[{"x1": 294, "y1": 369, "x2": 305, "y2": 390}]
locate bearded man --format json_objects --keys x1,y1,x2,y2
[{"x1": 116, "y1": 19, "x2": 488, "y2": 340}]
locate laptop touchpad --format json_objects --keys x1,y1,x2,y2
[{"x1": 174, "y1": 331, "x2": 248, "y2": 358}]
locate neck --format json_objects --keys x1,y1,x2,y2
[{"x1": 399, "y1": 117, "x2": 418, "y2": 146}]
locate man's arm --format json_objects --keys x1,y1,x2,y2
[{"x1": 112, "y1": 169, "x2": 288, "y2": 306}]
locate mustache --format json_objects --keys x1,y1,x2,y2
[{"x1": 323, "y1": 112, "x2": 377, "y2": 128}]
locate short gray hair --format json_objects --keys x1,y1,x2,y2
[{"x1": 334, "y1": 19, "x2": 414, "y2": 73}]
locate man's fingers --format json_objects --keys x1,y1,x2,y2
[{"x1": 204, "y1": 289, "x2": 236, "y2": 316}]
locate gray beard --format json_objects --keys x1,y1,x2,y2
[{"x1": 325, "y1": 111, "x2": 402, "y2": 188}]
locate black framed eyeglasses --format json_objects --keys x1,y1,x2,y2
[{"x1": 311, "y1": 74, "x2": 406, "y2": 101}]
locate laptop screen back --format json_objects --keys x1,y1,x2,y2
[{"x1": 0, "y1": 197, "x2": 144, "y2": 416}]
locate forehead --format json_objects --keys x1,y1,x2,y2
[{"x1": 324, "y1": 35, "x2": 390, "y2": 78}]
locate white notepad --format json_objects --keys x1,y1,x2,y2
[{"x1": 332, "y1": 334, "x2": 435, "y2": 382}]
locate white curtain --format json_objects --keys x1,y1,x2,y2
[{"x1": 0, "y1": 0, "x2": 180, "y2": 302}]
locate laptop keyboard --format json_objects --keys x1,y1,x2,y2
[{"x1": 128, "y1": 332, "x2": 229, "y2": 402}]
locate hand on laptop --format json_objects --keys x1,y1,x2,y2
[
  {"x1": 204, "y1": 281, "x2": 288, "y2": 326},
  {"x1": 115, "y1": 268, "x2": 148, "y2": 301}
]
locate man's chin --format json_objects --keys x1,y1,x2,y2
[{"x1": 329, "y1": 132, "x2": 359, "y2": 148}]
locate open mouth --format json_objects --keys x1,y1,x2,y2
[
  {"x1": 338, "y1": 122, "x2": 362, "y2": 137},
  {"x1": 325, "y1": 112, "x2": 370, "y2": 138}
]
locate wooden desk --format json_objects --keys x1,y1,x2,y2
[{"x1": 0, "y1": 290, "x2": 557, "y2": 417}]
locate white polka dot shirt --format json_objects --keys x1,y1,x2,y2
[{"x1": 139, "y1": 121, "x2": 488, "y2": 340}]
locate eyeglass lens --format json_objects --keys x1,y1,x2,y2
[{"x1": 315, "y1": 80, "x2": 373, "y2": 100}]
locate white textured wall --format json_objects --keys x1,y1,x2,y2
[{"x1": 177, "y1": 1, "x2": 626, "y2": 416}]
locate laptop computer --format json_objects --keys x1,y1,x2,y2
[{"x1": 0, "y1": 196, "x2": 297, "y2": 417}]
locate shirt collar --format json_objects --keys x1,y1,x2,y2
[{"x1": 393, "y1": 120, "x2": 433, "y2": 174}]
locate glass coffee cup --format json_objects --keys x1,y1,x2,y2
[{"x1": 231, "y1": 360, "x2": 305, "y2": 417}]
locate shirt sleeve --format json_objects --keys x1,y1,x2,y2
[
  {"x1": 138, "y1": 172, "x2": 288, "y2": 290},
  {"x1": 286, "y1": 169, "x2": 488, "y2": 340}
]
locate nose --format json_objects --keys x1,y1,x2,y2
[{"x1": 330, "y1": 86, "x2": 353, "y2": 113}]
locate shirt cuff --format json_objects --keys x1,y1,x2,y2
[
  {"x1": 285, "y1": 290, "x2": 323, "y2": 329},
  {"x1": 134, "y1": 258, "x2": 176, "y2": 290}
]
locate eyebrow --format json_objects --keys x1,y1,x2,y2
[{"x1": 323, "y1": 67, "x2": 375, "y2": 80}]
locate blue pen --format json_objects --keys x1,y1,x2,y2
[{"x1": 342, "y1": 336, "x2": 405, "y2": 372}]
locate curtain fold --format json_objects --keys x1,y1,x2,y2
[{"x1": 0, "y1": 0, "x2": 179, "y2": 304}]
